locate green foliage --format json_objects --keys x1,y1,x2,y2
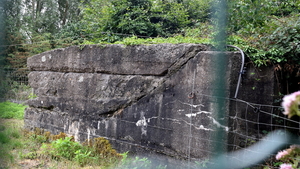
[
  {"x1": 20, "y1": 152, "x2": 38, "y2": 160},
  {"x1": 53, "y1": 22, "x2": 88, "y2": 48},
  {"x1": 227, "y1": 1, "x2": 300, "y2": 66},
  {"x1": 1, "y1": 0, "x2": 300, "y2": 96},
  {"x1": 114, "y1": 35, "x2": 211, "y2": 46},
  {"x1": 2, "y1": 0, "x2": 84, "y2": 69},
  {"x1": 183, "y1": 23, "x2": 214, "y2": 38},
  {"x1": 5, "y1": 82, "x2": 33, "y2": 101},
  {"x1": 263, "y1": 15, "x2": 300, "y2": 64},
  {"x1": 31, "y1": 134, "x2": 48, "y2": 144},
  {"x1": 0, "y1": 119, "x2": 24, "y2": 167},
  {"x1": 0, "y1": 118, "x2": 123, "y2": 168},
  {"x1": 228, "y1": 0, "x2": 300, "y2": 34},
  {"x1": 81, "y1": 0, "x2": 195, "y2": 42},
  {"x1": 84, "y1": 137, "x2": 122, "y2": 159},
  {"x1": 226, "y1": 11, "x2": 300, "y2": 94},
  {"x1": 107, "y1": 0, "x2": 157, "y2": 36},
  {"x1": 27, "y1": 92, "x2": 37, "y2": 99},
  {"x1": 118, "y1": 154, "x2": 167, "y2": 169},
  {"x1": 272, "y1": 161, "x2": 284, "y2": 167},
  {"x1": 0, "y1": 102, "x2": 27, "y2": 119},
  {"x1": 37, "y1": 135, "x2": 122, "y2": 167},
  {"x1": 182, "y1": 0, "x2": 213, "y2": 24},
  {"x1": 45, "y1": 137, "x2": 82, "y2": 160},
  {"x1": 150, "y1": 0, "x2": 190, "y2": 34},
  {"x1": 74, "y1": 149, "x2": 96, "y2": 166},
  {"x1": 273, "y1": 145, "x2": 300, "y2": 168},
  {"x1": 227, "y1": 14, "x2": 300, "y2": 68},
  {"x1": 0, "y1": 132, "x2": 10, "y2": 144}
]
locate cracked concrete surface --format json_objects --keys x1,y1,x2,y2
[{"x1": 25, "y1": 44, "x2": 243, "y2": 160}]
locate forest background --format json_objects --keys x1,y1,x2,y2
[{"x1": 0, "y1": 0, "x2": 299, "y2": 95}]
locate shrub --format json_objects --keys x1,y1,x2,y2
[
  {"x1": 44, "y1": 137, "x2": 82, "y2": 160},
  {"x1": 0, "y1": 101, "x2": 27, "y2": 119}
]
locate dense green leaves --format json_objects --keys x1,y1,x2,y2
[
  {"x1": 81, "y1": 0, "x2": 193, "y2": 41},
  {"x1": 228, "y1": 0, "x2": 300, "y2": 34},
  {"x1": 106, "y1": 0, "x2": 158, "y2": 36},
  {"x1": 225, "y1": 0, "x2": 300, "y2": 93},
  {"x1": 265, "y1": 15, "x2": 300, "y2": 64},
  {"x1": 1, "y1": 0, "x2": 300, "y2": 86},
  {"x1": 0, "y1": 102, "x2": 27, "y2": 119},
  {"x1": 226, "y1": 0, "x2": 300, "y2": 65},
  {"x1": 2, "y1": 0, "x2": 85, "y2": 69}
]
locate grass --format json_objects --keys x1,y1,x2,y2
[
  {"x1": 0, "y1": 118, "x2": 123, "y2": 168},
  {"x1": 0, "y1": 101, "x2": 118, "y2": 168},
  {"x1": 0, "y1": 101, "x2": 27, "y2": 119},
  {"x1": 0, "y1": 119, "x2": 24, "y2": 168},
  {"x1": 0, "y1": 101, "x2": 164, "y2": 169},
  {"x1": 0, "y1": 118, "x2": 164, "y2": 169}
]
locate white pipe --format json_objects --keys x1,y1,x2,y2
[{"x1": 227, "y1": 45, "x2": 245, "y2": 98}]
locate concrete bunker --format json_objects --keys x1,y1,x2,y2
[{"x1": 25, "y1": 44, "x2": 275, "y2": 160}]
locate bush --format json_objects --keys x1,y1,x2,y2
[
  {"x1": 0, "y1": 101, "x2": 27, "y2": 119},
  {"x1": 117, "y1": 152, "x2": 167, "y2": 169},
  {"x1": 263, "y1": 15, "x2": 300, "y2": 64},
  {"x1": 81, "y1": 0, "x2": 192, "y2": 42},
  {"x1": 46, "y1": 137, "x2": 82, "y2": 160}
]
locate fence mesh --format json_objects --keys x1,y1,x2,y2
[
  {"x1": 1, "y1": 68, "x2": 299, "y2": 168},
  {"x1": 0, "y1": 68, "x2": 31, "y2": 103}
]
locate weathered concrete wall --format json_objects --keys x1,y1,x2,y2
[{"x1": 25, "y1": 44, "x2": 274, "y2": 160}]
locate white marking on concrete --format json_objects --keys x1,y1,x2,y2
[
  {"x1": 104, "y1": 120, "x2": 109, "y2": 130},
  {"x1": 136, "y1": 112, "x2": 148, "y2": 136},
  {"x1": 136, "y1": 116, "x2": 147, "y2": 127},
  {"x1": 198, "y1": 125, "x2": 213, "y2": 131},
  {"x1": 87, "y1": 128, "x2": 90, "y2": 142},
  {"x1": 178, "y1": 100, "x2": 204, "y2": 108},
  {"x1": 41, "y1": 56, "x2": 46, "y2": 62},
  {"x1": 185, "y1": 113, "x2": 197, "y2": 118},
  {"x1": 185, "y1": 110, "x2": 212, "y2": 118},
  {"x1": 78, "y1": 76, "x2": 84, "y2": 82},
  {"x1": 209, "y1": 117, "x2": 229, "y2": 131}
]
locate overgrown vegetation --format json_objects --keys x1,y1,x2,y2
[
  {"x1": 0, "y1": 119, "x2": 24, "y2": 168},
  {"x1": 0, "y1": 102, "x2": 27, "y2": 119},
  {"x1": 0, "y1": 119, "x2": 121, "y2": 168},
  {"x1": 0, "y1": 102, "x2": 171, "y2": 168},
  {"x1": 1, "y1": 0, "x2": 299, "y2": 93},
  {"x1": 0, "y1": 119, "x2": 171, "y2": 168}
]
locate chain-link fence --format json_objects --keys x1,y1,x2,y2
[{"x1": 0, "y1": 68, "x2": 32, "y2": 103}]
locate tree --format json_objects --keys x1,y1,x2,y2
[
  {"x1": 2, "y1": 0, "x2": 85, "y2": 68},
  {"x1": 81, "y1": 0, "x2": 191, "y2": 42}
]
